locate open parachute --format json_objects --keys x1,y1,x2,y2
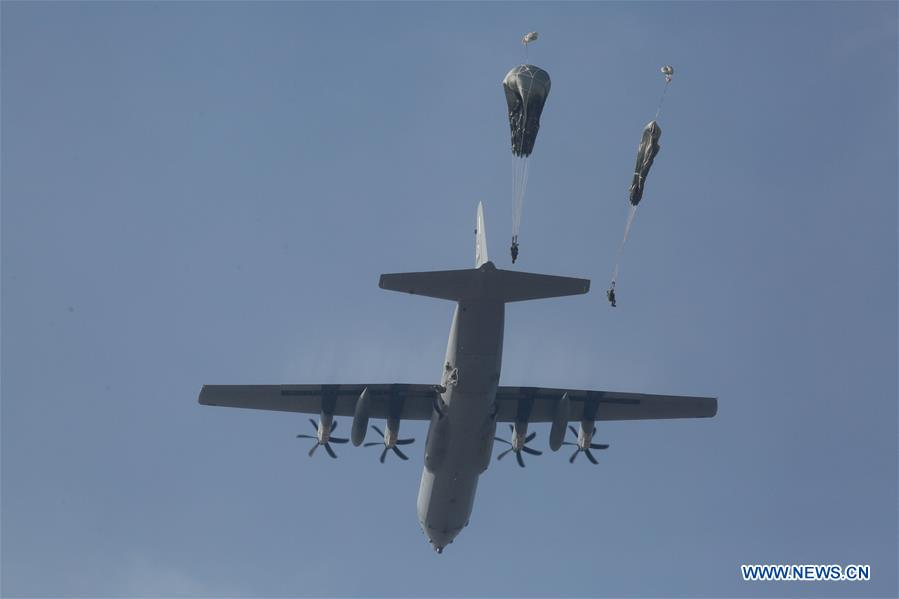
[
  {"x1": 503, "y1": 64, "x2": 551, "y2": 158},
  {"x1": 503, "y1": 63, "x2": 551, "y2": 263}
]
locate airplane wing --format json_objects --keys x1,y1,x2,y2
[
  {"x1": 199, "y1": 384, "x2": 715, "y2": 422},
  {"x1": 199, "y1": 384, "x2": 436, "y2": 420},
  {"x1": 494, "y1": 386, "x2": 717, "y2": 422}
]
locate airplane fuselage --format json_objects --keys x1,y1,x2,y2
[{"x1": 417, "y1": 293, "x2": 504, "y2": 552}]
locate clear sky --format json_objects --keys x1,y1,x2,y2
[{"x1": 2, "y1": 2, "x2": 896, "y2": 597}]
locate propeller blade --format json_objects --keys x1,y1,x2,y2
[
  {"x1": 296, "y1": 434, "x2": 316, "y2": 439},
  {"x1": 395, "y1": 438, "x2": 415, "y2": 446},
  {"x1": 371, "y1": 425, "x2": 385, "y2": 438},
  {"x1": 525, "y1": 432, "x2": 537, "y2": 443},
  {"x1": 309, "y1": 418, "x2": 319, "y2": 431},
  {"x1": 561, "y1": 441, "x2": 576, "y2": 446},
  {"x1": 590, "y1": 443, "x2": 610, "y2": 450},
  {"x1": 363, "y1": 442, "x2": 381, "y2": 447},
  {"x1": 568, "y1": 425, "x2": 578, "y2": 438},
  {"x1": 308, "y1": 443, "x2": 320, "y2": 457},
  {"x1": 329, "y1": 437, "x2": 349, "y2": 444},
  {"x1": 324, "y1": 443, "x2": 337, "y2": 459},
  {"x1": 585, "y1": 449, "x2": 598, "y2": 465},
  {"x1": 330, "y1": 420, "x2": 338, "y2": 432},
  {"x1": 379, "y1": 447, "x2": 388, "y2": 464},
  {"x1": 521, "y1": 446, "x2": 542, "y2": 456},
  {"x1": 497, "y1": 447, "x2": 514, "y2": 460},
  {"x1": 516, "y1": 452, "x2": 525, "y2": 468},
  {"x1": 509, "y1": 424, "x2": 514, "y2": 432},
  {"x1": 494, "y1": 437, "x2": 512, "y2": 445},
  {"x1": 569, "y1": 449, "x2": 579, "y2": 463},
  {"x1": 392, "y1": 446, "x2": 409, "y2": 461}
]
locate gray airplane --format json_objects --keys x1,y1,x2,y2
[{"x1": 199, "y1": 202, "x2": 717, "y2": 553}]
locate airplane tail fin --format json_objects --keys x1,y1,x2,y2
[
  {"x1": 475, "y1": 201, "x2": 489, "y2": 268},
  {"x1": 380, "y1": 202, "x2": 590, "y2": 303}
]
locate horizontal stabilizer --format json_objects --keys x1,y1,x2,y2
[
  {"x1": 379, "y1": 263, "x2": 589, "y2": 303},
  {"x1": 494, "y1": 269, "x2": 590, "y2": 302}
]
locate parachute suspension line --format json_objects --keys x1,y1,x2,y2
[
  {"x1": 515, "y1": 159, "x2": 523, "y2": 235},
  {"x1": 512, "y1": 70, "x2": 537, "y2": 242},
  {"x1": 513, "y1": 161, "x2": 519, "y2": 236},
  {"x1": 655, "y1": 65, "x2": 674, "y2": 121},
  {"x1": 654, "y1": 80, "x2": 670, "y2": 121},
  {"x1": 610, "y1": 204, "x2": 639, "y2": 287},
  {"x1": 621, "y1": 202, "x2": 639, "y2": 247},
  {"x1": 512, "y1": 169, "x2": 520, "y2": 238},
  {"x1": 512, "y1": 156, "x2": 523, "y2": 236},
  {"x1": 521, "y1": 156, "x2": 531, "y2": 210},
  {"x1": 512, "y1": 156, "x2": 529, "y2": 237}
]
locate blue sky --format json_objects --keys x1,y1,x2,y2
[{"x1": 2, "y1": 2, "x2": 896, "y2": 597}]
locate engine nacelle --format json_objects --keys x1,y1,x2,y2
[
  {"x1": 548, "y1": 392, "x2": 570, "y2": 451},
  {"x1": 351, "y1": 387, "x2": 371, "y2": 446}
]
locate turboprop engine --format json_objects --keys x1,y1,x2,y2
[
  {"x1": 364, "y1": 418, "x2": 415, "y2": 463},
  {"x1": 494, "y1": 423, "x2": 542, "y2": 467},
  {"x1": 562, "y1": 421, "x2": 610, "y2": 465},
  {"x1": 296, "y1": 414, "x2": 349, "y2": 458}
]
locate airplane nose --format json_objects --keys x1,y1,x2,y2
[{"x1": 425, "y1": 526, "x2": 459, "y2": 552}]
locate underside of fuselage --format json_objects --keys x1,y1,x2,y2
[{"x1": 417, "y1": 300, "x2": 503, "y2": 551}]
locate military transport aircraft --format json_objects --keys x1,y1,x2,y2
[{"x1": 199, "y1": 202, "x2": 717, "y2": 553}]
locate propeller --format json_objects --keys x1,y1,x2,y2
[
  {"x1": 363, "y1": 425, "x2": 415, "y2": 463},
  {"x1": 495, "y1": 424, "x2": 543, "y2": 468},
  {"x1": 296, "y1": 418, "x2": 348, "y2": 459},
  {"x1": 561, "y1": 425, "x2": 609, "y2": 464}
]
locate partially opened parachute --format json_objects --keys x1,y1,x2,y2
[
  {"x1": 608, "y1": 66, "x2": 675, "y2": 306},
  {"x1": 628, "y1": 120, "x2": 662, "y2": 206},
  {"x1": 502, "y1": 64, "x2": 551, "y2": 158}
]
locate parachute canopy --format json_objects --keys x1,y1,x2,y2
[
  {"x1": 628, "y1": 120, "x2": 662, "y2": 206},
  {"x1": 661, "y1": 65, "x2": 674, "y2": 82},
  {"x1": 502, "y1": 64, "x2": 551, "y2": 158}
]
